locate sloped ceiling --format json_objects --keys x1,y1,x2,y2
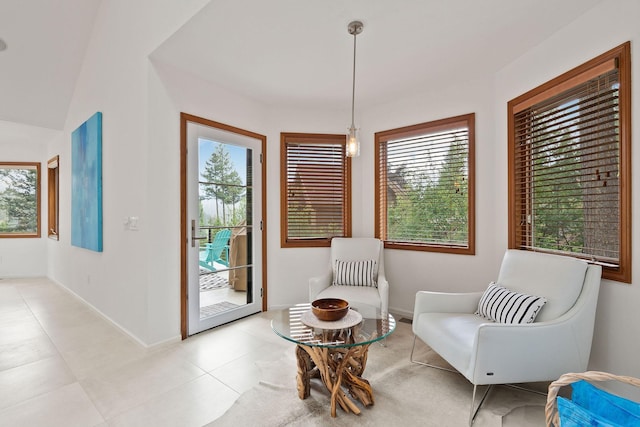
[
  {"x1": 0, "y1": 0, "x2": 602, "y2": 131},
  {"x1": 0, "y1": 0, "x2": 101, "y2": 130}
]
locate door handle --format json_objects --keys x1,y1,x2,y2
[{"x1": 191, "y1": 220, "x2": 208, "y2": 247}]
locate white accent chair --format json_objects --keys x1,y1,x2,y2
[
  {"x1": 309, "y1": 237, "x2": 389, "y2": 317},
  {"x1": 411, "y1": 250, "x2": 602, "y2": 425}
]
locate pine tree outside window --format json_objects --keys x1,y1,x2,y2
[{"x1": 200, "y1": 143, "x2": 245, "y2": 227}]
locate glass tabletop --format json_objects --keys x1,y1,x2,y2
[{"x1": 271, "y1": 303, "x2": 396, "y2": 348}]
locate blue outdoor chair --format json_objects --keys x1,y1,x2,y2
[{"x1": 199, "y1": 228, "x2": 231, "y2": 271}]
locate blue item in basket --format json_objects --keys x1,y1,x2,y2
[
  {"x1": 570, "y1": 380, "x2": 640, "y2": 426},
  {"x1": 557, "y1": 397, "x2": 622, "y2": 427}
]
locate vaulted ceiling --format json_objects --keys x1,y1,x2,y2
[
  {"x1": 0, "y1": 0, "x2": 101, "y2": 130},
  {"x1": 1, "y1": 0, "x2": 602, "y2": 131}
]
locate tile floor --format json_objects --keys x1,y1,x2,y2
[
  {"x1": 0, "y1": 277, "x2": 289, "y2": 426},
  {"x1": 0, "y1": 277, "x2": 548, "y2": 427}
]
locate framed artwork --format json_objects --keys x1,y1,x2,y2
[{"x1": 71, "y1": 112, "x2": 103, "y2": 252}]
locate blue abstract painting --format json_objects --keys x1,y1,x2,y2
[{"x1": 71, "y1": 112, "x2": 103, "y2": 252}]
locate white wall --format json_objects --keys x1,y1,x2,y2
[
  {"x1": 46, "y1": 0, "x2": 211, "y2": 345},
  {"x1": 263, "y1": 106, "x2": 352, "y2": 306},
  {"x1": 494, "y1": 0, "x2": 640, "y2": 377},
  {"x1": 0, "y1": 121, "x2": 60, "y2": 278}
]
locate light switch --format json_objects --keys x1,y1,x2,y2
[
  {"x1": 129, "y1": 216, "x2": 139, "y2": 230},
  {"x1": 124, "y1": 216, "x2": 139, "y2": 231}
]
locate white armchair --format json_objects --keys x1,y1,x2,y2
[
  {"x1": 309, "y1": 237, "x2": 389, "y2": 316},
  {"x1": 412, "y1": 250, "x2": 602, "y2": 425}
]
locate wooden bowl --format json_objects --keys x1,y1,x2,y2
[{"x1": 311, "y1": 298, "x2": 350, "y2": 321}]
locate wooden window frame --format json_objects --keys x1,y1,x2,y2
[
  {"x1": 280, "y1": 133, "x2": 352, "y2": 248},
  {"x1": 0, "y1": 161, "x2": 41, "y2": 238},
  {"x1": 507, "y1": 41, "x2": 631, "y2": 283},
  {"x1": 47, "y1": 156, "x2": 59, "y2": 240},
  {"x1": 375, "y1": 113, "x2": 476, "y2": 254}
]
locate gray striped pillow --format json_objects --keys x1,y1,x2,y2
[
  {"x1": 333, "y1": 259, "x2": 377, "y2": 287},
  {"x1": 475, "y1": 282, "x2": 547, "y2": 324}
]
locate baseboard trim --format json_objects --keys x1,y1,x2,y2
[
  {"x1": 389, "y1": 306, "x2": 413, "y2": 320},
  {"x1": 47, "y1": 277, "x2": 181, "y2": 348}
]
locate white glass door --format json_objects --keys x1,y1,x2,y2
[{"x1": 185, "y1": 118, "x2": 263, "y2": 335}]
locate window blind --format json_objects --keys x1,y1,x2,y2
[
  {"x1": 513, "y1": 69, "x2": 620, "y2": 265},
  {"x1": 282, "y1": 134, "x2": 350, "y2": 245},
  {"x1": 377, "y1": 116, "x2": 472, "y2": 250}
]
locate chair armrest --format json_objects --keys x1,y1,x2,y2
[
  {"x1": 471, "y1": 319, "x2": 592, "y2": 384},
  {"x1": 413, "y1": 291, "x2": 483, "y2": 318},
  {"x1": 309, "y1": 270, "x2": 332, "y2": 301}
]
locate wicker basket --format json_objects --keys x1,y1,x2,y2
[{"x1": 546, "y1": 371, "x2": 640, "y2": 426}]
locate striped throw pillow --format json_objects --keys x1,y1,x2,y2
[
  {"x1": 475, "y1": 282, "x2": 547, "y2": 324},
  {"x1": 333, "y1": 259, "x2": 377, "y2": 287}
]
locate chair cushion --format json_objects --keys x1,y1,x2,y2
[
  {"x1": 414, "y1": 313, "x2": 486, "y2": 378},
  {"x1": 475, "y1": 282, "x2": 547, "y2": 324},
  {"x1": 333, "y1": 259, "x2": 377, "y2": 287},
  {"x1": 497, "y1": 250, "x2": 588, "y2": 322}
]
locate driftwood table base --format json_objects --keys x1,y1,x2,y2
[
  {"x1": 271, "y1": 305, "x2": 396, "y2": 418},
  {"x1": 295, "y1": 343, "x2": 374, "y2": 417}
]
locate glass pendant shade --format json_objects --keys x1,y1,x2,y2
[{"x1": 346, "y1": 125, "x2": 359, "y2": 157}]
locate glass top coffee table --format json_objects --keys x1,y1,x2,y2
[{"x1": 271, "y1": 303, "x2": 396, "y2": 417}]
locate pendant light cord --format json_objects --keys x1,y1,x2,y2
[{"x1": 351, "y1": 30, "x2": 357, "y2": 129}]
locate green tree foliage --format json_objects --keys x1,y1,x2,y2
[
  {"x1": 530, "y1": 124, "x2": 585, "y2": 253},
  {"x1": 0, "y1": 167, "x2": 38, "y2": 233},
  {"x1": 200, "y1": 144, "x2": 245, "y2": 225},
  {"x1": 387, "y1": 136, "x2": 468, "y2": 245},
  {"x1": 528, "y1": 92, "x2": 618, "y2": 257}
]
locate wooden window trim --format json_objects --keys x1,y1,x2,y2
[
  {"x1": 0, "y1": 161, "x2": 41, "y2": 238},
  {"x1": 47, "y1": 156, "x2": 59, "y2": 240},
  {"x1": 375, "y1": 113, "x2": 476, "y2": 255},
  {"x1": 280, "y1": 133, "x2": 352, "y2": 248},
  {"x1": 507, "y1": 41, "x2": 631, "y2": 283}
]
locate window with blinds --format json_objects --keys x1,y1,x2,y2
[
  {"x1": 375, "y1": 114, "x2": 475, "y2": 254},
  {"x1": 508, "y1": 42, "x2": 631, "y2": 283},
  {"x1": 280, "y1": 133, "x2": 351, "y2": 247}
]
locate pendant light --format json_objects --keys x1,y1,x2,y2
[{"x1": 346, "y1": 21, "x2": 363, "y2": 158}]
